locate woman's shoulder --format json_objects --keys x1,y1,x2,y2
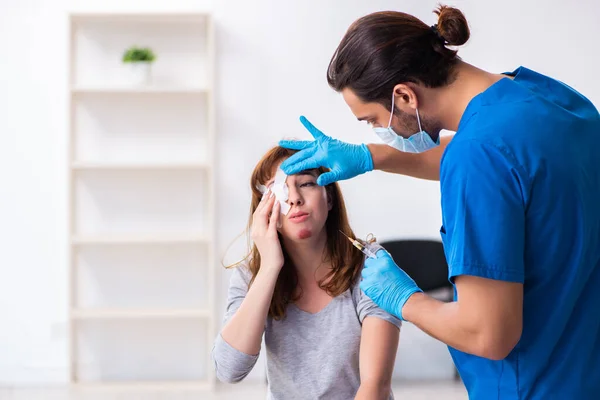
[
  {"x1": 356, "y1": 240, "x2": 385, "y2": 268},
  {"x1": 350, "y1": 241, "x2": 383, "y2": 289},
  {"x1": 227, "y1": 261, "x2": 254, "y2": 286}
]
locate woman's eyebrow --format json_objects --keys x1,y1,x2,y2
[
  {"x1": 296, "y1": 170, "x2": 318, "y2": 177},
  {"x1": 264, "y1": 169, "x2": 317, "y2": 187}
]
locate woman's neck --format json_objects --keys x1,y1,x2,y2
[{"x1": 282, "y1": 229, "x2": 331, "y2": 287}]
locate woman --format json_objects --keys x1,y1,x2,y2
[
  {"x1": 212, "y1": 146, "x2": 401, "y2": 400},
  {"x1": 279, "y1": 4, "x2": 600, "y2": 400}
]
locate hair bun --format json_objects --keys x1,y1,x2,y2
[{"x1": 434, "y1": 5, "x2": 470, "y2": 46}]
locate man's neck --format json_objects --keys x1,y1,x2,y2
[{"x1": 432, "y1": 61, "x2": 509, "y2": 132}]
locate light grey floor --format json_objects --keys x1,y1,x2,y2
[{"x1": 0, "y1": 381, "x2": 467, "y2": 400}]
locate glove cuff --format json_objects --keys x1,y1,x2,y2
[
  {"x1": 399, "y1": 288, "x2": 424, "y2": 321},
  {"x1": 360, "y1": 144, "x2": 375, "y2": 173}
]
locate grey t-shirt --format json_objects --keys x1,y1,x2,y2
[{"x1": 212, "y1": 254, "x2": 402, "y2": 400}]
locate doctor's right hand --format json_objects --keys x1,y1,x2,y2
[
  {"x1": 279, "y1": 116, "x2": 374, "y2": 186},
  {"x1": 251, "y1": 190, "x2": 284, "y2": 272},
  {"x1": 360, "y1": 249, "x2": 423, "y2": 321}
]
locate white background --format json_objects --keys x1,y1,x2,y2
[{"x1": 0, "y1": 0, "x2": 598, "y2": 385}]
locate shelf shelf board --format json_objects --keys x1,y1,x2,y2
[
  {"x1": 71, "y1": 380, "x2": 212, "y2": 390},
  {"x1": 69, "y1": 12, "x2": 210, "y2": 24},
  {"x1": 71, "y1": 308, "x2": 211, "y2": 320},
  {"x1": 71, "y1": 162, "x2": 210, "y2": 171},
  {"x1": 71, "y1": 234, "x2": 210, "y2": 245},
  {"x1": 71, "y1": 86, "x2": 208, "y2": 95}
]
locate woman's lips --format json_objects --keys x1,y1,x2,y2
[{"x1": 289, "y1": 212, "x2": 309, "y2": 223}]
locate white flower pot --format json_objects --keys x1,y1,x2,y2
[{"x1": 127, "y1": 62, "x2": 152, "y2": 85}]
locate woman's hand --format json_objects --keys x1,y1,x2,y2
[
  {"x1": 251, "y1": 190, "x2": 284, "y2": 271},
  {"x1": 218, "y1": 189, "x2": 285, "y2": 359}
]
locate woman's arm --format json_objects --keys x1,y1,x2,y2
[
  {"x1": 212, "y1": 265, "x2": 279, "y2": 383},
  {"x1": 355, "y1": 318, "x2": 399, "y2": 400},
  {"x1": 220, "y1": 266, "x2": 279, "y2": 355},
  {"x1": 213, "y1": 192, "x2": 284, "y2": 383},
  {"x1": 367, "y1": 134, "x2": 452, "y2": 181},
  {"x1": 220, "y1": 192, "x2": 283, "y2": 356}
]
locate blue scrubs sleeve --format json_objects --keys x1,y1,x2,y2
[{"x1": 440, "y1": 139, "x2": 529, "y2": 283}]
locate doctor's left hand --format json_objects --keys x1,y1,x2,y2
[
  {"x1": 360, "y1": 249, "x2": 423, "y2": 321},
  {"x1": 279, "y1": 116, "x2": 374, "y2": 186}
]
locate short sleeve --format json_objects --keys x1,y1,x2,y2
[
  {"x1": 440, "y1": 139, "x2": 528, "y2": 283},
  {"x1": 352, "y1": 245, "x2": 402, "y2": 329}
]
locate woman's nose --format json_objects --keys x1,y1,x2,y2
[{"x1": 286, "y1": 186, "x2": 304, "y2": 206}]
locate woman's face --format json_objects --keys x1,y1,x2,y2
[{"x1": 265, "y1": 166, "x2": 331, "y2": 241}]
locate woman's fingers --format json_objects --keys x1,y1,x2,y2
[
  {"x1": 253, "y1": 191, "x2": 276, "y2": 231},
  {"x1": 255, "y1": 188, "x2": 271, "y2": 213},
  {"x1": 255, "y1": 190, "x2": 275, "y2": 216},
  {"x1": 269, "y1": 201, "x2": 281, "y2": 233}
]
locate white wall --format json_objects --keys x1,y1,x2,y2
[{"x1": 1, "y1": 0, "x2": 599, "y2": 385}]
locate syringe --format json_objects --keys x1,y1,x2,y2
[{"x1": 339, "y1": 230, "x2": 378, "y2": 259}]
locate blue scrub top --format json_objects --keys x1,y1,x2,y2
[{"x1": 440, "y1": 67, "x2": 600, "y2": 399}]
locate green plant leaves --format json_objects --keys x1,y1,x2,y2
[{"x1": 122, "y1": 46, "x2": 156, "y2": 63}]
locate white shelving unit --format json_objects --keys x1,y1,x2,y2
[
  {"x1": 71, "y1": 86, "x2": 208, "y2": 94},
  {"x1": 68, "y1": 11, "x2": 216, "y2": 390},
  {"x1": 72, "y1": 308, "x2": 212, "y2": 320},
  {"x1": 71, "y1": 162, "x2": 211, "y2": 170}
]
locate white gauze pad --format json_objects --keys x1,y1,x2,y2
[{"x1": 256, "y1": 167, "x2": 291, "y2": 215}]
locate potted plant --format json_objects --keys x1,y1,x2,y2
[{"x1": 122, "y1": 46, "x2": 156, "y2": 85}]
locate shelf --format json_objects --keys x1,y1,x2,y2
[
  {"x1": 68, "y1": 8, "x2": 216, "y2": 387},
  {"x1": 72, "y1": 234, "x2": 210, "y2": 245},
  {"x1": 71, "y1": 381, "x2": 211, "y2": 390},
  {"x1": 71, "y1": 86, "x2": 208, "y2": 95},
  {"x1": 70, "y1": 12, "x2": 211, "y2": 24},
  {"x1": 71, "y1": 162, "x2": 210, "y2": 171},
  {"x1": 72, "y1": 308, "x2": 211, "y2": 320}
]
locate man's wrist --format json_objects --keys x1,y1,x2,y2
[
  {"x1": 402, "y1": 291, "x2": 426, "y2": 322},
  {"x1": 365, "y1": 143, "x2": 379, "y2": 171},
  {"x1": 361, "y1": 143, "x2": 375, "y2": 172}
]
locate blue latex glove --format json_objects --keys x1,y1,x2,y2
[
  {"x1": 360, "y1": 249, "x2": 423, "y2": 321},
  {"x1": 279, "y1": 116, "x2": 374, "y2": 186}
]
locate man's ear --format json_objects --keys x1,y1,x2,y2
[{"x1": 393, "y1": 83, "x2": 419, "y2": 113}]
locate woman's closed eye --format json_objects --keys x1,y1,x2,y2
[{"x1": 299, "y1": 181, "x2": 316, "y2": 188}]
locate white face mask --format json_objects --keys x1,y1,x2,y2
[{"x1": 372, "y1": 92, "x2": 440, "y2": 153}]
